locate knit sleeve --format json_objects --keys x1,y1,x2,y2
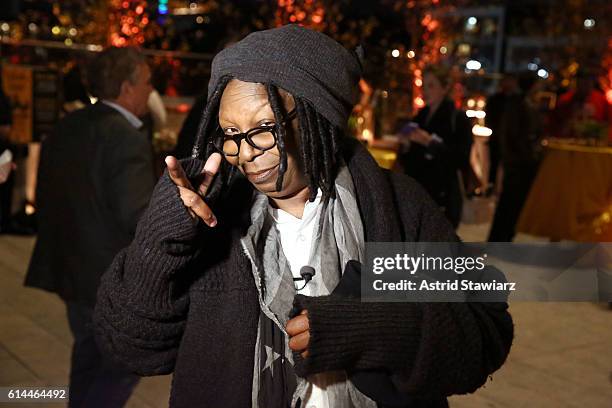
[
  {"x1": 94, "y1": 158, "x2": 210, "y2": 376},
  {"x1": 292, "y1": 173, "x2": 514, "y2": 397},
  {"x1": 292, "y1": 295, "x2": 513, "y2": 397}
]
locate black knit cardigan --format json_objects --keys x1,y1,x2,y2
[{"x1": 94, "y1": 140, "x2": 513, "y2": 408}]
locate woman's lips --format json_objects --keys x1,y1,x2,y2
[{"x1": 245, "y1": 164, "x2": 279, "y2": 184}]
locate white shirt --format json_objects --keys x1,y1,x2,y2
[
  {"x1": 268, "y1": 191, "x2": 322, "y2": 296},
  {"x1": 102, "y1": 100, "x2": 143, "y2": 129},
  {"x1": 268, "y1": 190, "x2": 334, "y2": 408}
]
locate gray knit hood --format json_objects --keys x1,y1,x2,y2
[{"x1": 208, "y1": 24, "x2": 362, "y2": 130}]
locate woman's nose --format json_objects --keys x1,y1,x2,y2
[{"x1": 238, "y1": 139, "x2": 262, "y2": 164}]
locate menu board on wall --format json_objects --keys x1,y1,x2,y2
[
  {"x1": 1, "y1": 65, "x2": 61, "y2": 144},
  {"x1": 1, "y1": 64, "x2": 33, "y2": 144}
]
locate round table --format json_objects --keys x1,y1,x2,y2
[{"x1": 517, "y1": 141, "x2": 612, "y2": 242}]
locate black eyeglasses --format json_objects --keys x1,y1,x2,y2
[{"x1": 211, "y1": 109, "x2": 297, "y2": 157}]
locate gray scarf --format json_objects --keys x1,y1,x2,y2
[{"x1": 240, "y1": 165, "x2": 376, "y2": 408}]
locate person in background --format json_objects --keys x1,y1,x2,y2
[
  {"x1": 0, "y1": 76, "x2": 15, "y2": 232},
  {"x1": 399, "y1": 64, "x2": 472, "y2": 229},
  {"x1": 488, "y1": 74, "x2": 542, "y2": 242},
  {"x1": 486, "y1": 74, "x2": 520, "y2": 190},
  {"x1": 25, "y1": 47, "x2": 155, "y2": 408},
  {"x1": 147, "y1": 88, "x2": 167, "y2": 133}
]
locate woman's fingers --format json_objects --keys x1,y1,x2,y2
[
  {"x1": 286, "y1": 313, "x2": 309, "y2": 336},
  {"x1": 178, "y1": 186, "x2": 217, "y2": 227},
  {"x1": 167, "y1": 154, "x2": 222, "y2": 227},
  {"x1": 288, "y1": 331, "x2": 310, "y2": 353},
  {"x1": 165, "y1": 156, "x2": 193, "y2": 189},
  {"x1": 197, "y1": 153, "x2": 223, "y2": 196}
]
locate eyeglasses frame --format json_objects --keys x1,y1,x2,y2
[{"x1": 211, "y1": 108, "x2": 297, "y2": 157}]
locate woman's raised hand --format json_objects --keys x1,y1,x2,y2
[{"x1": 165, "y1": 153, "x2": 222, "y2": 227}]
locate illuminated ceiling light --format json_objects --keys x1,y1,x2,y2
[
  {"x1": 51, "y1": 26, "x2": 61, "y2": 35},
  {"x1": 1, "y1": 23, "x2": 9, "y2": 32},
  {"x1": 528, "y1": 62, "x2": 538, "y2": 71},
  {"x1": 472, "y1": 125, "x2": 492, "y2": 137},
  {"x1": 467, "y1": 110, "x2": 486, "y2": 119},
  {"x1": 477, "y1": 99, "x2": 486, "y2": 108},
  {"x1": 467, "y1": 17, "x2": 477, "y2": 25},
  {"x1": 537, "y1": 69, "x2": 549, "y2": 79},
  {"x1": 391, "y1": 49, "x2": 400, "y2": 58},
  {"x1": 64, "y1": 38, "x2": 73, "y2": 46},
  {"x1": 583, "y1": 18, "x2": 595, "y2": 29},
  {"x1": 466, "y1": 60, "x2": 482, "y2": 70},
  {"x1": 68, "y1": 27, "x2": 77, "y2": 36},
  {"x1": 407, "y1": 50, "x2": 415, "y2": 59},
  {"x1": 467, "y1": 99, "x2": 475, "y2": 108},
  {"x1": 439, "y1": 46, "x2": 447, "y2": 54},
  {"x1": 196, "y1": 16, "x2": 204, "y2": 24}
]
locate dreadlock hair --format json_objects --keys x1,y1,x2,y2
[{"x1": 192, "y1": 76, "x2": 345, "y2": 204}]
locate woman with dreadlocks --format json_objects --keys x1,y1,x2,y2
[{"x1": 94, "y1": 25, "x2": 512, "y2": 408}]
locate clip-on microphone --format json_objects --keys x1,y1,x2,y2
[{"x1": 293, "y1": 265, "x2": 316, "y2": 291}]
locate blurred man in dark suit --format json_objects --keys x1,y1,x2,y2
[{"x1": 25, "y1": 47, "x2": 155, "y2": 408}]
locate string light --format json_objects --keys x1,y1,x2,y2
[
  {"x1": 110, "y1": 0, "x2": 149, "y2": 47},
  {"x1": 276, "y1": 0, "x2": 326, "y2": 29}
]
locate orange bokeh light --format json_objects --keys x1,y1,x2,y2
[{"x1": 176, "y1": 103, "x2": 190, "y2": 113}]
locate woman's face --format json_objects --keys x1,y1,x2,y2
[
  {"x1": 218, "y1": 79, "x2": 307, "y2": 198},
  {"x1": 422, "y1": 73, "x2": 448, "y2": 107}
]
